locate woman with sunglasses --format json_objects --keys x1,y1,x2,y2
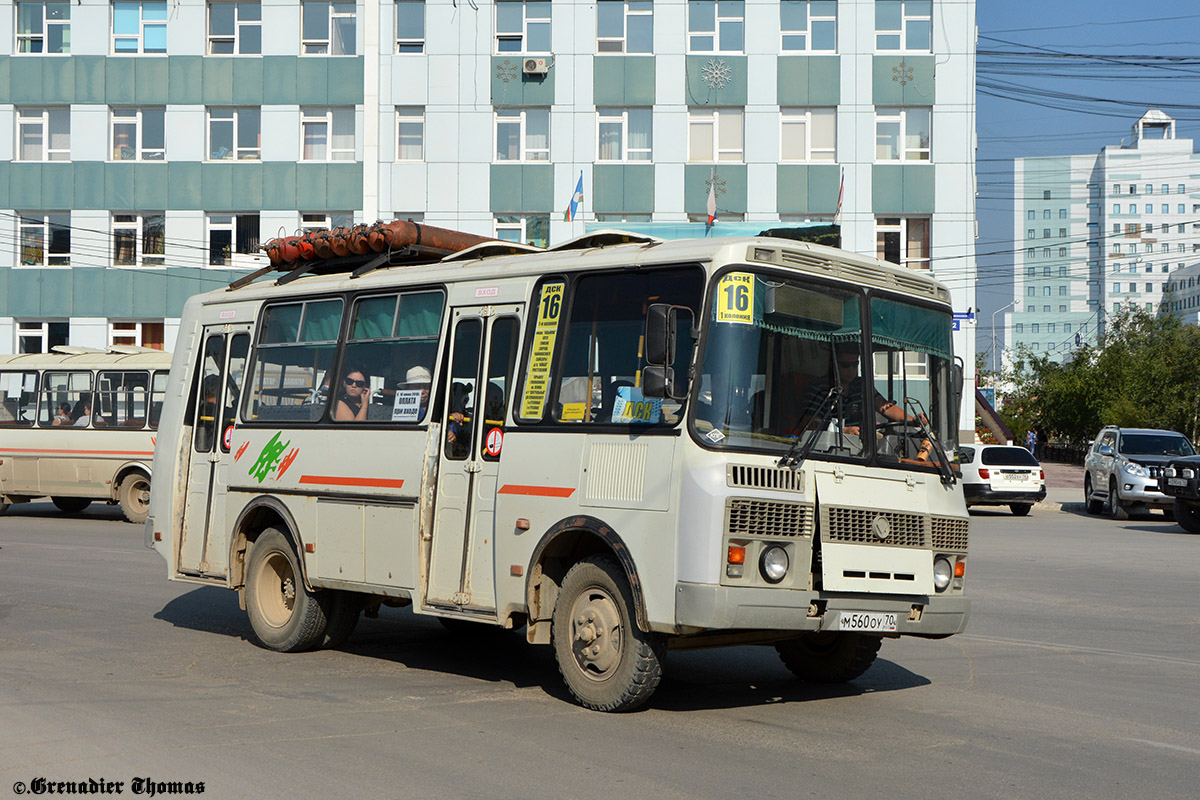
[{"x1": 334, "y1": 367, "x2": 370, "y2": 421}]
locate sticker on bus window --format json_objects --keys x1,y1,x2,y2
[
  {"x1": 392, "y1": 390, "x2": 423, "y2": 422},
  {"x1": 520, "y1": 281, "x2": 566, "y2": 419},
  {"x1": 716, "y1": 273, "x2": 755, "y2": 325},
  {"x1": 560, "y1": 402, "x2": 586, "y2": 421},
  {"x1": 611, "y1": 386, "x2": 662, "y2": 424},
  {"x1": 485, "y1": 427, "x2": 503, "y2": 456}
]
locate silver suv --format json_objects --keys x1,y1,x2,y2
[{"x1": 1083, "y1": 426, "x2": 1196, "y2": 519}]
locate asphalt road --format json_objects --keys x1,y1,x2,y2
[{"x1": 1, "y1": 499, "x2": 1197, "y2": 800}]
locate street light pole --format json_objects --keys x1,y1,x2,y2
[{"x1": 991, "y1": 300, "x2": 1018, "y2": 381}]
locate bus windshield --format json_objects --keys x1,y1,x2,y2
[{"x1": 692, "y1": 270, "x2": 956, "y2": 466}]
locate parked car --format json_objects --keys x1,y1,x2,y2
[
  {"x1": 958, "y1": 444, "x2": 1046, "y2": 516},
  {"x1": 1083, "y1": 426, "x2": 1196, "y2": 520},
  {"x1": 1156, "y1": 456, "x2": 1200, "y2": 533}
]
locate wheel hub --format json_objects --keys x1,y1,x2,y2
[{"x1": 570, "y1": 589, "x2": 622, "y2": 679}]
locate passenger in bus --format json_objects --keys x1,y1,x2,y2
[
  {"x1": 334, "y1": 367, "x2": 371, "y2": 421},
  {"x1": 73, "y1": 401, "x2": 92, "y2": 427},
  {"x1": 52, "y1": 403, "x2": 72, "y2": 426},
  {"x1": 795, "y1": 342, "x2": 925, "y2": 442},
  {"x1": 403, "y1": 365, "x2": 432, "y2": 418},
  {"x1": 446, "y1": 382, "x2": 472, "y2": 456}
]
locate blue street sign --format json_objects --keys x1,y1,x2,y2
[
  {"x1": 952, "y1": 311, "x2": 975, "y2": 321},
  {"x1": 951, "y1": 319, "x2": 961, "y2": 331}
]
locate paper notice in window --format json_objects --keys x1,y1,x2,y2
[
  {"x1": 392, "y1": 389, "x2": 423, "y2": 422},
  {"x1": 520, "y1": 281, "x2": 565, "y2": 419},
  {"x1": 611, "y1": 385, "x2": 662, "y2": 424}
]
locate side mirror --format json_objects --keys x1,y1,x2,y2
[
  {"x1": 951, "y1": 358, "x2": 965, "y2": 434},
  {"x1": 1099, "y1": 444, "x2": 1113, "y2": 456},
  {"x1": 645, "y1": 303, "x2": 675, "y2": 366},
  {"x1": 643, "y1": 366, "x2": 677, "y2": 399}
]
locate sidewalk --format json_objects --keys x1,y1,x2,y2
[{"x1": 1039, "y1": 459, "x2": 1083, "y2": 508}]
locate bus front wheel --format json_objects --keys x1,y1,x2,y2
[
  {"x1": 245, "y1": 528, "x2": 328, "y2": 652},
  {"x1": 551, "y1": 555, "x2": 664, "y2": 712},
  {"x1": 119, "y1": 474, "x2": 151, "y2": 524},
  {"x1": 775, "y1": 631, "x2": 882, "y2": 683},
  {"x1": 52, "y1": 497, "x2": 91, "y2": 514}
]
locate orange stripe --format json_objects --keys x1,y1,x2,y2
[
  {"x1": 498, "y1": 484, "x2": 576, "y2": 498},
  {"x1": 0, "y1": 448, "x2": 154, "y2": 457},
  {"x1": 297, "y1": 475, "x2": 406, "y2": 489}
]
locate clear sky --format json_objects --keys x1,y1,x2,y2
[{"x1": 973, "y1": 0, "x2": 1200, "y2": 358}]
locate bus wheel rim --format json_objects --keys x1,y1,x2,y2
[
  {"x1": 569, "y1": 586, "x2": 623, "y2": 681},
  {"x1": 256, "y1": 551, "x2": 296, "y2": 629}
]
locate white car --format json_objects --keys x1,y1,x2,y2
[{"x1": 957, "y1": 444, "x2": 1046, "y2": 516}]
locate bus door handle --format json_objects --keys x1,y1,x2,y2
[{"x1": 466, "y1": 461, "x2": 482, "y2": 474}]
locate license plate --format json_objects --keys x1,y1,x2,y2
[
  {"x1": 1005, "y1": 473, "x2": 1028, "y2": 481},
  {"x1": 1168, "y1": 477, "x2": 1188, "y2": 487},
  {"x1": 832, "y1": 611, "x2": 898, "y2": 632}
]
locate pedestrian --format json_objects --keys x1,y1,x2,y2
[
  {"x1": 1025, "y1": 427, "x2": 1037, "y2": 455},
  {"x1": 1036, "y1": 426, "x2": 1048, "y2": 460}
]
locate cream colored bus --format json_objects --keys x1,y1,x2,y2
[
  {"x1": 148, "y1": 224, "x2": 969, "y2": 711},
  {"x1": 0, "y1": 347, "x2": 172, "y2": 523}
]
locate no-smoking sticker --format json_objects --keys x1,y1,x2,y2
[
  {"x1": 485, "y1": 427, "x2": 504, "y2": 457},
  {"x1": 223, "y1": 424, "x2": 235, "y2": 450}
]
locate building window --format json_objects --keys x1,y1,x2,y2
[
  {"x1": 1059, "y1": 265, "x2": 1067, "y2": 276},
  {"x1": 688, "y1": 108, "x2": 743, "y2": 162},
  {"x1": 18, "y1": 213, "x2": 71, "y2": 266},
  {"x1": 208, "y1": 213, "x2": 261, "y2": 266},
  {"x1": 495, "y1": 107, "x2": 550, "y2": 161},
  {"x1": 597, "y1": 0, "x2": 653, "y2": 54},
  {"x1": 1059, "y1": 247, "x2": 1067, "y2": 257},
  {"x1": 1112, "y1": 184, "x2": 1120, "y2": 194},
  {"x1": 1042, "y1": 286, "x2": 1051, "y2": 296},
  {"x1": 687, "y1": 0, "x2": 744, "y2": 53},
  {"x1": 1042, "y1": 249, "x2": 1050, "y2": 259},
  {"x1": 396, "y1": 106, "x2": 425, "y2": 161},
  {"x1": 16, "y1": 320, "x2": 69, "y2": 354},
  {"x1": 112, "y1": 1, "x2": 167, "y2": 54},
  {"x1": 1112, "y1": 283, "x2": 1119, "y2": 294},
  {"x1": 111, "y1": 107, "x2": 165, "y2": 161},
  {"x1": 781, "y1": 1, "x2": 836, "y2": 52},
  {"x1": 1026, "y1": 210, "x2": 1034, "y2": 220},
  {"x1": 780, "y1": 107, "x2": 836, "y2": 162},
  {"x1": 1112, "y1": 204, "x2": 1119, "y2": 214},
  {"x1": 207, "y1": 107, "x2": 261, "y2": 160},
  {"x1": 1179, "y1": 204, "x2": 1186, "y2": 214},
  {"x1": 597, "y1": 108, "x2": 652, "y2": 162},
  {"x1": 1145, "y1": 184, "x2": 1153, "y2": 195},
  {"x1": 496, "y1": 0, "x2": 551, "y2": 53},
  {"x1": 494, "y1": 214, "x2": 549, "y2": 248},
  {"x1": 1025, "y1": 248, "x2": 1034, "y2": 259},
  {"x1": 875, "y1": 107, "x2": 930, "y2": 161},
  {"x1": 1026, "y1": 229, "x2": 1034, "y2": 239},
  {"x1": 1047, "y1": 323, "x2": 1055, "y2": 333},
  {"x1": 1042, "y1": 209, "x2": 1050, "y2": 219},
  {"x1": 875, "y1": 0, "x2": 930, "y2": 51},
  {"x1": 301, "y1": 108, "x2": 355, "y2": 161},
  {"x1": 301, "y1": 212, "x2": 354, "y2": 232},
  {"x1": 1059, "y1": 285, "x2": 1067, "y2": 296},
  {"x1": 112, "y1": 213, "x2": 165, "y2": 267},
  {"x1": 1042, "y1": 266, "x2": 1050, "y2": 277},
  {"x1": 875, "y1": 217, "x2": 930, "y2": 271},
  {"x1": 1064, "y1": 323, "x2": 1072, "y2": 333},
  {"x1": 208, "y1": 2, "x2": 261, "y2": 54},
  {"x1": 109, "y1": 321, "x2": 165, "y2": 349},
  {"x1": 16, "y1": 107, "x2": 70, "y2": 161},
  {"x1": 16, "y1": 2, "x2": 70, "y2": 53},
  {"x1": 302, "y1": 1, "x2": 356, "y2": 55},
  {"x1": 1179, "y1": 184, "x2": 1186, "y2": 194},
  {"x1": 1058, "y1": 227, "x2": 1066, "y2": 237},
  {"x1": 1015, "y1": 323, "x2": 1023, "y2": 334},
  {"x1": 1043, "y1": 228, "x2": 1050, "y2": 238},
  {"x1": 1031, "y1": 323, "x2": 1039, "y2": 333},
  {"x1": 395, "y1": 0, "x2": 425, "y2": 53},
  {"x1": 1129, "y1": 185, "x2": 1136, "y2": 195},
  {"x1": 1059, "y1": 209, "x2": 1067, "y2": 218}
]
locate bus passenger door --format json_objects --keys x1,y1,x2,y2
[
  {"x1": 426, "y1": 306, "x2": 523, "y2": 614},
  {"x1": 177, "y1": 327, "x2": 251, "y2": 578}
]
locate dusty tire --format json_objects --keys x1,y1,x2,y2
[
  {"x1": 245, "y1": 528, "x2": 328, "y2": 652},
  {"x1": 1108, "y1": 478, "x2": 1129, "y2": 521},
  {"x1": 551, "y1": 555, "x2": 664, "y2": 712},
  {"x1": 775, "y1": 632, "x2": 882, "y2": 683},
  {"x1": 1010, "y1": 503, "x2": 1032, "y2": 516},
  {"x1": 1084, "y1": 476, "x2": 1103, "y2": 515},
  {"x1": 1175, "y1": 500, "x2": 1200, "y2": 534},
  {"x1": 118, "y1": 474, "x2": 151, "y2": 524},
  {"x1": 320, "y1": 591, "x2": 362, "y2": 649},
  {"x1": 52, "y1": 497, "x2": 91, "y2": 514}
]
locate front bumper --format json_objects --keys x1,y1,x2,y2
[
  {"x1": 963, "y1": 484, "x2": 1046, "y2": 506},
  {"x1": 1158, "y1": 472, "x2": 1200, "y2": 501},
  {"x1": 1116, "y1": 474, "x2": 1171, "y2": 506},
  {"x1": 674, "y1": 581, "x2": 969, "y2": 636}
]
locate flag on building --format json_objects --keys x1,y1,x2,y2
[
  {"x1": 564, "y1": 172, "x2": 584, "y2": 221},
  {"x1": 833, "y1": 167, "x2": 845, "y2": 225},
  {"x1": 705, "y1": 168, "x2": 717, "y2": 228}
]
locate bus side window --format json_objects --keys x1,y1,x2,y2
[
  {"x1": 149, "y1": 371, "x2": 169, "y2": 430},
  {"x1": 246, "y1": 298, "x2": 342, "y2": 422},
  {"x1": 445, "y1": 319, "x2": 482, "y2": 459},
  {"x1": 480, "y1": 317, "x2": 520, "y2": 462},
  {"x1": 96, "y1": 370, "x2": 150, "y2": 428},
  {"x1": 39, "y1": 371, "x2": 93, "y2": 428},
  {"x1": 0, "y1": 371, "x2": 38, "y2": 427}
]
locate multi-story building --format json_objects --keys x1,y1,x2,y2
[
  {"x1": 1, "y1": 0, "x2": 979, "y2": 431},
  {"x1": 1009, "y1": 110, "x2": 1200, "y2": 362}
]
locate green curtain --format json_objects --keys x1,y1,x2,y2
[
  {"x1": 396, "y1": 292, "x2": 444, "y2": 338},
  {"x1": 351, "y1": 296, "x2": 396, "y2": 340},
  {"x1": 299, "y1": 299, "x2": 343, "y2": 343},
  {"x1": 869, "y1": 297, "x2": 952, "y2": 360},
  {"x1": 711, "y1": 274, "x2": 861, "y2": 343},
  {"x1": 262, "y1": 303, "x2": 302, "y2": 344}
]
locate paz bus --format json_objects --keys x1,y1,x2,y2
[
  {"x1": 147, "y1": 221, "x2": 969, "y2": 711},
  {"x1": 0, "y1": 346, "x2": 172, "y2": 523}
]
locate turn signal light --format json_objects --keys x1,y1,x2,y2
[
  {"x1": 727, "y1": 545, "x2": 746, "y2": 564},
  {"x1": 954, "y1": 560, "x2": 965, "y2": 578},
  {"x1": 1040, "y1": 469, "x2": 1045, "y2": 481},
  {"x1": 978, "y1": 468, "x2": 990, "y2": 479}
]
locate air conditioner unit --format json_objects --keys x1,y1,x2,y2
[{"x1": 523, "y1": 57, "x2": 550, "y2": 75}]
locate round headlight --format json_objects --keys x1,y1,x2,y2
[
  {"x1": 933, "y1": 557, "x2": 953, "y2": 593},
  {"x1": 760, "y1": 545, "x2": 790, "y2": 584}
]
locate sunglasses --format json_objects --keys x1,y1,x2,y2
[{"x1": 344, "y1": 377, "x2": 368, "y2": 389}]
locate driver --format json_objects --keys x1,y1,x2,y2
[{"x1": 796, "y1": 342, "x2": 925, "y2": 444}]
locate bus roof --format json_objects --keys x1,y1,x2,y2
[
  {"x1": 0, "y1": 347, "x2": 173, "y2": 370},
  {"x1": 217, "y1": 233, "x2": 951, "y2": 307}
]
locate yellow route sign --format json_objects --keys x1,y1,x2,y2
[
  {"x1": 520, "y1": 281, "x2": 565, "y2": 419},
  {"x1": 716, "y1": 273, "x2": 754, "y2": 324}
]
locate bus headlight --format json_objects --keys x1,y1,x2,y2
[
  {"x1": 760, "y1": 546, "x2": 789, "y2": 584},
  {"x1": 933, "y1": 557, "x2": 953, "y2": 592}
]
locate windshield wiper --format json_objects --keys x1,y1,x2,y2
[
  {"x1": 903, "y1": 397, "x2": 955, "y2": 486},
  {"x1": 778, "y1": 386, "x2": 840, "y2": 468}
]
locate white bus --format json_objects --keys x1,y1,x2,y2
[
  {"x1": 148, "y1": 225, "x2": 969, "y2": 711},
  {"x1": 0, "y1": 347, "x2": 172, "y2": 523}
]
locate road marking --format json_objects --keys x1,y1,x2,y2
[
  {"x1": 1125, "y1": 739, "x2": 1200, "y2": 756},
  {"x1": 960, "y1": 633, "x2": 1200, "y2": 668}
]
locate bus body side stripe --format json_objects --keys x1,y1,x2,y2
[{"x1": 498, "y1": 484, "x2": 576, "y2": 498}]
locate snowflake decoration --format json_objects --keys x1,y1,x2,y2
[
  {"x1": 496, "y1": 59, "x2": 518, "y2": 84},
  {"x1": 701, "y1": 58, "x2": 733, "y2": 91},
  {"x1": 706, "y1": 173, "x2": 727, "y2": 198},
  {"x1": 892, "y1": 61, "x2": 914, "y2": 86}
]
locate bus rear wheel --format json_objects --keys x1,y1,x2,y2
[
  {"x1": 245, "y1": 528, "x2": 328, "y2": 652},
  {"x1": 775, "y1": 631, "x2": 882, "y2": 683},
  {"x1": 119, "y1": 474, "x2": 151, "y2": 524},
  {"x1": 52, "y1": 497, "x2": 91, "y2": 514},
  {"x1": 551, "y1": 555, "x2": 664, "y2": 712}
]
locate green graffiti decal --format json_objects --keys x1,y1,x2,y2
[{"x1": 248, "y1": 432, "x2": 291, "y2": 484}]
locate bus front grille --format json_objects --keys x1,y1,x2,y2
[
  {"x1": 726, "y1": 498, "x2": 814, "y2": 538},
  {"x1": 727, "y1": 464, "x2": 805, "y2": 492},
  {"x1": 823, "y1": 507, "x2": 926, "y2": 548},
  {"x1": 930, "y1": 516, "x2": 969, "y2": 552}
]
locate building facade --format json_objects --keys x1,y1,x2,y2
[
  {"x1": 1, "y1": 0, "x2": 979, "y2": 423},
  {"x1": 1009, "y1": 110, "x2": 1200, "y2": 362}
]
